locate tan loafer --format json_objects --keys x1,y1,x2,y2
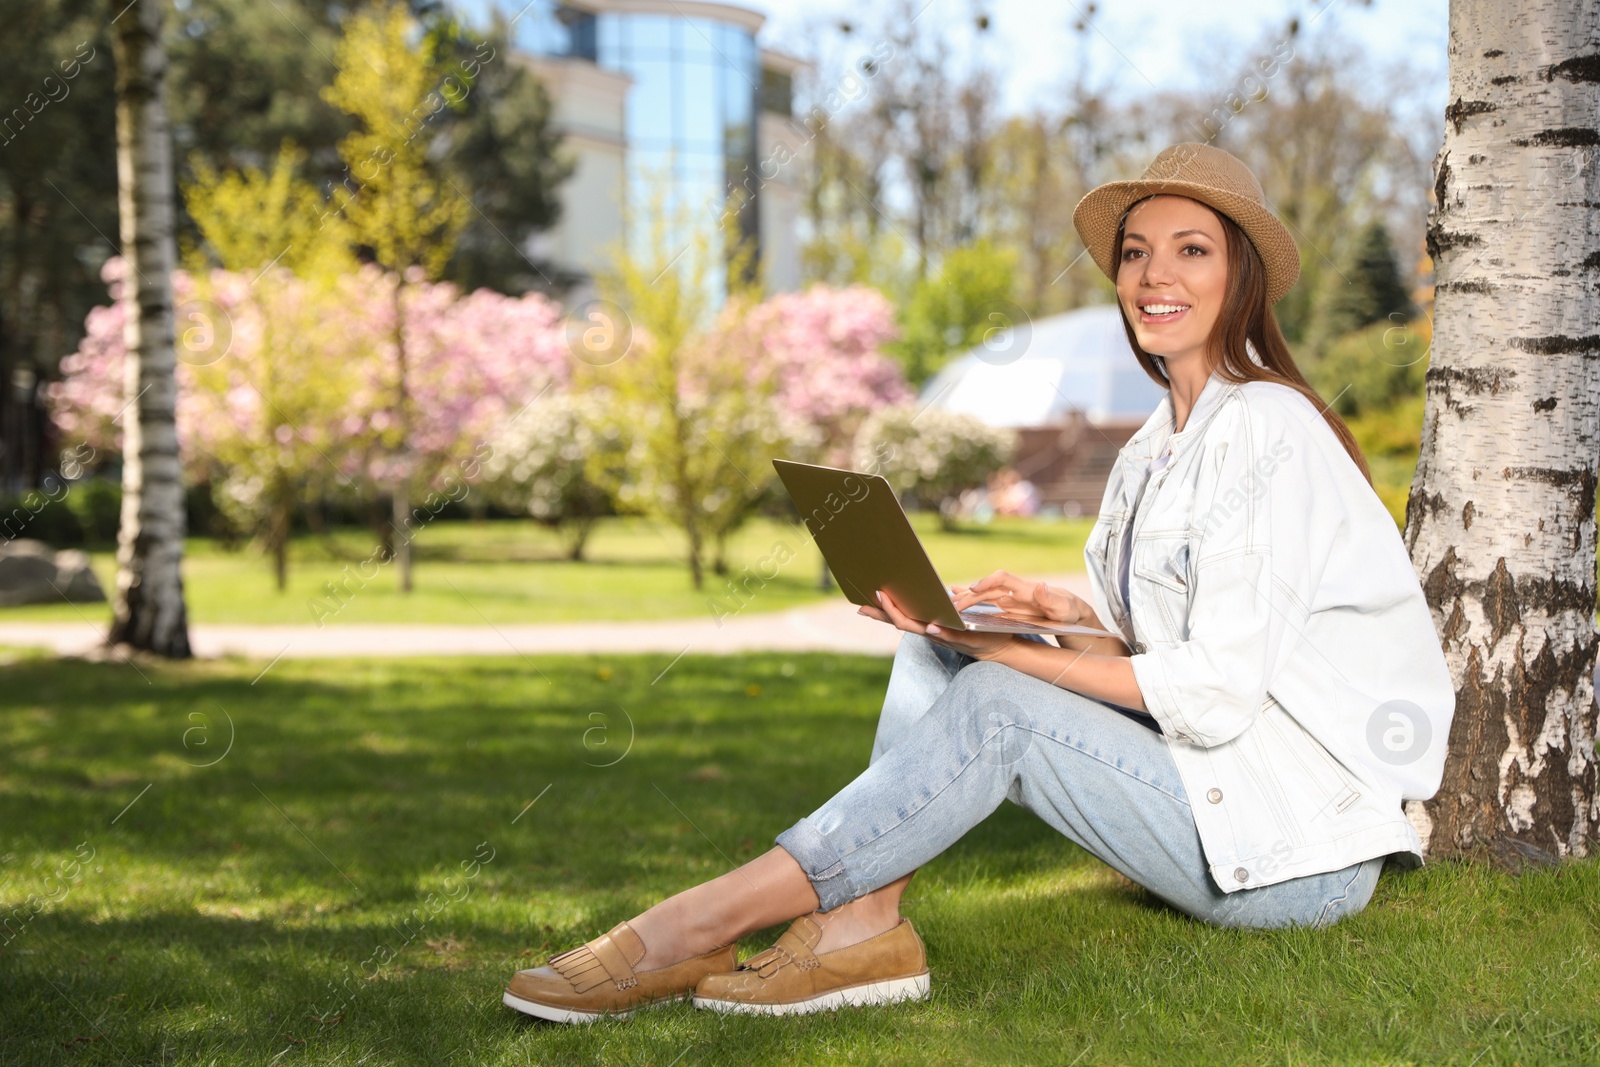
[
  {"x1": 692, "y1": 916, "x2": 930, "y2": 1016},
  {"x1": 503, "y1": 921, "x2": 737, "y2": 1024}
]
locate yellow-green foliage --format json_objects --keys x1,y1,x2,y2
[
  {"x1": 1305, "y1": 313, "x2": 1431, "y2": 418},
  {"x1": 182, "y1": 143, "x2": 354, "y2": 279},
  {"x1": 578, "y1": 184, "x2": 804, "y2": 586},
  {"x1": 320, "y1": 1, "x2": 468, "y2": 280},
  {"x1": 1304, "y1": 313, "x2": 1431, "y2": 529},
  {"x1": 179, "y1": 144, "x2": 367, "y2": 587},
  {"x1": 894, "y1": 240, "x2": 1020, "y2": 386}
]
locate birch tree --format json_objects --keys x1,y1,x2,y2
[
  {"x1": 1405, "y1": 0, "x2": 1599, "y2": 862},
  {"x1": 107, "y1": 0, "x2": 191, "y2": 657}
]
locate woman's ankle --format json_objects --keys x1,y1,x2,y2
[
  {"x1": 628, "y1": 904, "x2": 723, "y2": 971},
  {"x1": 811, "y1": 898, "x2": 901, "y2": 954}
]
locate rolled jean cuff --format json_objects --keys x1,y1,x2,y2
[{"x1": 775, "y1": 816, "x2": 857, "y2": 912}]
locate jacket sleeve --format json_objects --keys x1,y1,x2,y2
[{"x1": 1128, "y1": 402, "x2": 1326, "y2": 748}]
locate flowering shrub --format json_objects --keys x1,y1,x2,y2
[
  {"x1": 481, "y1": 391, "x2": 612, "y2": 560},
  {"x1": 51, "y1": 267, "x2": 911, "y2": 585},
  {"x1": 743, "y1": 284, "x2": 910, "y2": 462},
  {"x1": 851, "y1": 404, "x2": 1016, "y2": 527}
]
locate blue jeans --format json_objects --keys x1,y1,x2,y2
[{"x1": 775, "y1": 633, "x2": 1385, "y2": 929}]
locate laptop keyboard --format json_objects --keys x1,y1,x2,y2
[{"x1": 956, "y1": 609, "x2": 1061, "y2": 633}]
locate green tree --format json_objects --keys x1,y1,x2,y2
[
  {"x1": 166, "y1": 0, "x2": 349, "y2": 184},
  {"x1": 893, "y1": 240, "x2": 1019, "y2": 387},
  {"x1": 582, "y1": 190, "x2": 807, "y2": 589},
  {"x1": 1320, "y1": 219, "x2": 1413, "y2": 343},
  {"x1": 0, "y1": 1, "x2": 117, "y2": 490},
  {"x1": 321, "y1": 0, "x2": 470, "y2": 594},
  {"x1": 852, "y1": 404, "x2": 1015, "y2": 531},
  {"x1": 1303, "y1": 312, "x2": 1430, "y2": 419},
  {"x1": 438, "y1": 16, "x2": 574, "y2": 295},
  {"x1": 182, "y1": 143, "x2": 359, "y2": 590}
]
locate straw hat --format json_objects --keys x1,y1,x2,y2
[{"x1": 1072, "y1": 143, "x2": 1301, "y2": 305}]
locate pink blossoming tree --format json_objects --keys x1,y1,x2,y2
[{"x1": 49, "y1": 258, "x2": 568, "y2": 589}]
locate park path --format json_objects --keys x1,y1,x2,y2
[{"x1": 0, "y1": 574, "x2": 1096, "y2": 659}]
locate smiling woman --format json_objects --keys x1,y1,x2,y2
[{"x1": 499, "y1": 143, "x2": 1456, "y2": 1027}]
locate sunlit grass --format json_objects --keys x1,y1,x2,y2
[
  {"x1": 2, "y1": 514, "x2": 1095, "y2": 626},
  {"x1": 2, "y1": 650, "x2": 1597, "y2": 1065}
]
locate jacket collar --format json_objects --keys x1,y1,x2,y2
[{"x1": 1111, "y1": 368, "x2": 1239, "y2": 510}]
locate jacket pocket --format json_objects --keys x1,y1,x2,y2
[
  {"x1": 1132, "y1": 536, "x2": 1192, "y2": 640},
  {"x1": 1085, "y1": 515, "x2": 1115, "y2": 568},
  {"x1": 1237, "y1": 724, "x2": 1305, "y2": 850},
  {"x1": 1133, "y1": 537, "x2": 1190, "y2": 592},
  {"x1": 1258, "y1": 697, "x2": 1362, "y2": 828}
]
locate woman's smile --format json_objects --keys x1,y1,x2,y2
[{"x1": 1136, "y1": 299, "x2": 1193, "y2": 325}]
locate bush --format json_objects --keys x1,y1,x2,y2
[
  {"x1": 481, "y1": 393, "x2": 614, "y2": 561},
  {"x1": 851, "y1": 404, "x2": 1016, "y2": 528},
  {"x1": 1304, "y1": 314, "x2": 1430, "y2": 418},
  {"x1": 0, "y1": 487, "x2": 83, "y2": 546}
]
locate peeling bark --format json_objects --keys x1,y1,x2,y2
[
  {"x1": 107, "y1": 0, "x2": 191, "y2": 658},
  {"x1": 1406, "y1": 0, "x2": 1600, "y2": 862}
]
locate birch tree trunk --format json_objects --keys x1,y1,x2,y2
[
  {"x1": 1405, "y1": 0, "x2": 1600, "y2": 863},
  {"x1": 107, "y1": 0, "x2": 191, "y2": 658}
]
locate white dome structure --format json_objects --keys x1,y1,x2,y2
[{"x1": 918, "y1": 304, "x2": 1167, "y2": 428}]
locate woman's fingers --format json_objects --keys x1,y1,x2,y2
[
  {"x1": 950, "y1": 588, "x2": 983, "y2": 610},
  {"x1": 956, "y1": 571, "x2": 1021, "y2": 608},
  {"x1": 967, "y1": 570, "x2": 1020, "y2": 595},
  {"x1": 874, "y1": 590, "x2": 928, "y2": 635},
  {"x1": 858, "y1": 604, "x2": 887, "y2": 622}
]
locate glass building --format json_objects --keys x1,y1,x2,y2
[{"x1": 453, "y1": 1, "x2": 806, "y2": 303}]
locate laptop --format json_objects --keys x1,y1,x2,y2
[{"x1": 772, "y1": 459, "x2": 1127, "y2": 640}]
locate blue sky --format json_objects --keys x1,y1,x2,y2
[{"x1": 743, "y1": 0, "x2": 1449, "y2": 122}]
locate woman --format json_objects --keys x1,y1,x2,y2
[{"x1": 502, "y1": 143, "x2": 1456, "y2": 1023}]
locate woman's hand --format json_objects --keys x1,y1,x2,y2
[
  {"x1": 950, "y1": 570, "x2": 1094, "y2": 625},
  {"x1": 858, "y1": 589, "x2": 1017, "y2": 661}
]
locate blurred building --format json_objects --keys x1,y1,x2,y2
[
  {"x1": 459, "y1": 0, "x2": 809, "y2": 305},
  {"x1": 918, "y1": 304, "x2": 1168, "y2": 515}
]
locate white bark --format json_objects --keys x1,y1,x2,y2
[
  {"x1": 108, "y1": 0, "x2": 191, "y2": 657},
  {"x1": 1406, "y1": 0, "x2": 1600, "y2": 860}
]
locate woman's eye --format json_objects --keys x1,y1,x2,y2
[
  {"x1": 1121, "y1": 248, "x2": 1145, "y2": 261},
  {"x1": 1182, "y1": 244, "x2": 1206, "y2": 255}
]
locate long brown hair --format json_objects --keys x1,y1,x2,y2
[{"x1": 1112, "y1": 198, "x2": 1372, "y2": 483}]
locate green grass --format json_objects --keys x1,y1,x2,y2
[
  {"x1": 3, "y1": 514, "x2": 1094, "y2": 627},
  {"x1": 2, "y1": 650, "x2": 1597, "y2": 1065}
]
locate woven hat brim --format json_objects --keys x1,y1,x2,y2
[{"x1": 1072, "y1": 180, "x2": 1301, "y2": 305}]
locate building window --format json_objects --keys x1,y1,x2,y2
[
  {"x1": 505, "y1": 1, "x2": 765, "y2": 297},
  {"x1": 557, "y1": 6, "x2": 598, "y2": 61},
  {"x1": 761, "y1": 67, "x2": 792, "y2": 116}
]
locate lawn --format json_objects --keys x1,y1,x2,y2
[
  {"x1": 2, "y1": 514, "x2": 1096, "y2": 627},
  {"x1": 2, "y1": 650, "x2": 1597, "y2": 1066}
]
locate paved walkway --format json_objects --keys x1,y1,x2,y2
[{"x1": 0, "y1": 575, "x2": 1097, "y2": 659}]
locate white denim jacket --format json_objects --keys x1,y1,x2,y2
[{"x1": 1085, "y1": 370, "x2": 1455, "y2": 892}]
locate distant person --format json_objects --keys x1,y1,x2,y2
[
  {"x1": 502, "y1": 144, "x2": 1455, "y2": 1023},
  {"x1": 988, "y1": 467, "x2": 1040, "y2": 517}
]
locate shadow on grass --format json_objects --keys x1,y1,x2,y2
[{"x1": 6, "y1": 653, "x2": 1600, "y2": 1066}]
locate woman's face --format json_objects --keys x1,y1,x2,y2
[{"x1": 1115, "y1": 195, "x2": 1229, "y2": 368}]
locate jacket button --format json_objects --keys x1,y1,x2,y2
[
  {"x1": 1234, "y1": 867, "x2": 1249, "y2": 883},
  {"x1": 1207, "y1": 788, "x2": 1223, "y2": 804}
]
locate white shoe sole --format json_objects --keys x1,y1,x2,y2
[
  {"x1": 501, "y1": 988, "x2": 682, "y2": 1024},
  {"x1": 692, "y1": 972, "x2": 930, "y2": 1016}
]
